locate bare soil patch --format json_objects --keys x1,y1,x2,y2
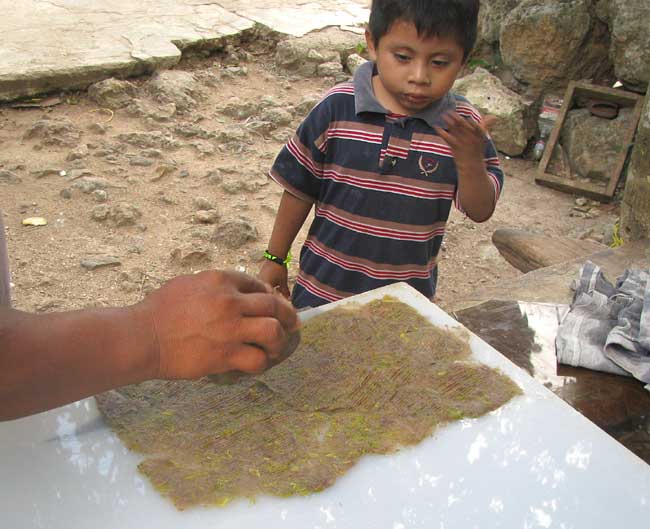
[{"x1": 0, "y1": 48, "x2": 619, "y2": 314}]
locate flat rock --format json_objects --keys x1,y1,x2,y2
[{"x1": 81, "y1": 255, "x2": 122, "y2": 271}]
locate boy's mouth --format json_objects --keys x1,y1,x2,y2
[{"x1": 403, "y1": 93, "x2": 430, "y2": 106}]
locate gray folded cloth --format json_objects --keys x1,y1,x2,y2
[{"x1": 556, "y1": 261, "x2": 650, "y2": 391}]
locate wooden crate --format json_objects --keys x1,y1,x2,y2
[{"x1": 536, "y1": 81, "x2": 644, "y2": 201}]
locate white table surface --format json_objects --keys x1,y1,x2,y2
[{"x1": 2, "y1": 282, "x2": 649, "y2": 529}]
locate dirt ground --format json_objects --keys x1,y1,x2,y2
[{"x1": 0, "y1": 45, "x2": 619, "y2": 315}]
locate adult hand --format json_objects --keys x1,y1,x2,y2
[
  {"x1": 136, "y1": 270, "x2": 299, "y2": 380},
  {"x1": 258, "y1": 260, "x2": 290, "y2": 299}
]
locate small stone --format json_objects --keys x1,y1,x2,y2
[
  {"x1": 68, "y1": 169, "x2": 93, "y2": 180},
  {"x1": 317, "y1": 61, "x2": 344, "y2": 77},
  {"x1": 0, "y1": 170, "x2": 20, "y2": 183},
  {"x1": 159, "y1": 194, "x2": 179, "y2": 206},
  {"x1": 80, "y1": 255, "x2": 122, "y2": 271},
  {"x1": 346, "y1": 53, "x2": 367, "y2": 75},
  {"x1": 118, "y1": 131, "x2": 178, "y2": 150},
  {"x1": 91, "y1": 204, "x2": 110, "y2": 221},
  {"x1": 141, "y1": 149, "x2": 163, "y2": 158},
  {"x1": 119, "y1": 270, "x2": 144, "y2": 293},
  {"x1": 24, "y1": 117, "x2": 81, "y2": 147},
  {"x1": 192, "y1": 197, "x2": 212, "y2": 211},
  {"x1": 66, "y1": 144, "x2": 89, "y2": 161},
  {"x1": 174, "y1": 124, "x2": 212, "y2": 138},
  {"x1": 222, "y1": 180, "x2": 244, "y2": 195},
  {"x1": 259, "y1": 107, "x2": 293, "y2": 128},
  {"x1": 30, "y1": 168, "x2": 61, "y2": 179},
  {"x1": 110, "y1": 203, "x2": 142, "y2": 227},
  {"x1": 59, "y1": 188, "x2": 72, "y2": 199},
  {"x1": 191, "y1": 141, "x2": 216, "y2": 156},
  {"x1": 220, "y1": 99, "x2": 258, "y2": 120},
  {"x1": 88, "y1": 123, "x2": 107, "y2": 135},
  {"x1": 128, "y1": 156, "x2": 154, "y2": 167},
  {"x1": 88, "y1": 78, "x2": 137, "y2": 109},
  {"x1": 211, "y1": 219, "x2": 259, "y2": 249},
  {"x1": 575, "y1": 197, "x2": 589, "y2": 207},
  {"x1": 170, "y1": 244, "x2": 212, "y2": 268},
  {"x1": 195, "y1": 209, "x2": 220, "y2": 224},
  {"x1": 93, "y1": 189, "x2": 108, "y2": 203},
  {"x1": 294, "y1": 95, "x2": 321, "y2": 115},
  {"x1": 35, "y1": 299, "x2": 61, "y2": 313},
  {"x1": 205, "y1": 169, "x2": 223, "y2": 185},
  {"x1": 221, "y1": 66, "x2": 248, "y2": 78},
  {"x1": 248, "y1": 121, "x2": 277, "y2": 136},
  {"x1": 179, "y1": 169, "x2": 189, "y2": 178},
  {"x1": 72, "y1": 177, "x2": 122, "y2": 194}
]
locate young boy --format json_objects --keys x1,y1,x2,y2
[{"x1": 259, "y1": 0, "x2": 503, "y2": 309}]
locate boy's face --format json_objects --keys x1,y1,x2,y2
[{"x1": 366, "y1": 20, "x2": 465, "y2": 115}]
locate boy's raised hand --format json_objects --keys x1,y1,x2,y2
[
  {"x1": 258, "y1": 260, "x2": 291, "y2": 299},
  {"x1": 435, "y1": 112, "x2": 496, "y2": 167}
]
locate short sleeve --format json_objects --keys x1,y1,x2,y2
[
  {"x1": 484, "y1": 136, "x2": 504, "y2": 203},
  {"x1": 269, "y1": 98, "x2": 332, "y2": 203}
]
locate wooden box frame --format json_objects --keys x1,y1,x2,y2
[{"x1": 536, "y1": 81, "x2": 644, "y2": 201}]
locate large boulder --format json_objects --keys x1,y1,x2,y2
[
  {"x1": 500, "y1": 0, "x2": 613, "y2": 94},
  {"x1": 477, "y1": 0, "x2": 523, "y2": 48},
  {"x1": 597, "y1": 0, "x2": 650, "y2": 93},
  {"x1": 453, "y1": 67, "x2": 535, "y2": 156},
  {"x1": 275, "y1": 27, "x2": 364, "y2": 76},
  {"x1": 621, "y1": 89, "x2": 650, "y2": 239}
]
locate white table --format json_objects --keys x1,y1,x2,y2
[{"x1": 2, "y1": 283, "x2": 649, "y2": 528}]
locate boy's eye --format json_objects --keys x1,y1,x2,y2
[
  {"x1": 394, "y1": 53, "x2": 411, "y2": 62},
  {"x1": 432, "y1": 60, "x2": 449, "y2": 67}
]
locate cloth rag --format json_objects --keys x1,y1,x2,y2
[{"x1": 556, "y1": 260, "x2": 650, "y2": 391}]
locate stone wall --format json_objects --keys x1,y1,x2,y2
[{"x1": 621, "y1": 89, "x2": 650, "y2": 240}]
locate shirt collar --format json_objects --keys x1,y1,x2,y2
[{"x1": 353, "y1": 60, "x2": 456, "y2": 128}]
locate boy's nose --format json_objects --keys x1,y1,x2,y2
[{"x1": 409, "y1": 62, "x2": 430, "y2": 85}]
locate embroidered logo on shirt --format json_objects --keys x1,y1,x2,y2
[{"x1": 418, "y1": 156, "x2": 439, "y2": 177}]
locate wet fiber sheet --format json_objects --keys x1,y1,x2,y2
[{"x1": 97, "y1": 297, "x2": 520, "y2": 510}]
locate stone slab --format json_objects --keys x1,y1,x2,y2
[{"x1": 0, "y1": 0, "x2": 369, "y2": 102}]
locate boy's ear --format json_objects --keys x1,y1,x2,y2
[{"x1": 364, "y1": 29, "x2": 377, "y2": 60}]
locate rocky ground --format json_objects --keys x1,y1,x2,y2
[{"x1": 0, "y1": 44, "x2": 619, "y2": 315}]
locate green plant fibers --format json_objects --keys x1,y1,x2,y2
[{"x1": 96, "y1": 297, "x2": 521, "y2": 510}]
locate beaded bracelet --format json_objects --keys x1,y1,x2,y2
[{"x1": 263, "y1": 249, "x2": 292, "y2": 267}]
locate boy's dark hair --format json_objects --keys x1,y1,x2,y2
[{"x1": 368, "y1": 0, "x2": 479, "y2": 60}]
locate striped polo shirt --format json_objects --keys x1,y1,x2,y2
[{"x1": 270, "y1": 61, "x2": 504, "y2": 309}]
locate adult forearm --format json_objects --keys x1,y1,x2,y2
[
  {"x1": 0, "y1": 305, "x2": 155, "y2": 421},
  {"x1": 456, "y1": 160, "x2": 496, "y2": 222},
  {"x1": 267, "y1": 190, "x2": 313, "y2": 257}
]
